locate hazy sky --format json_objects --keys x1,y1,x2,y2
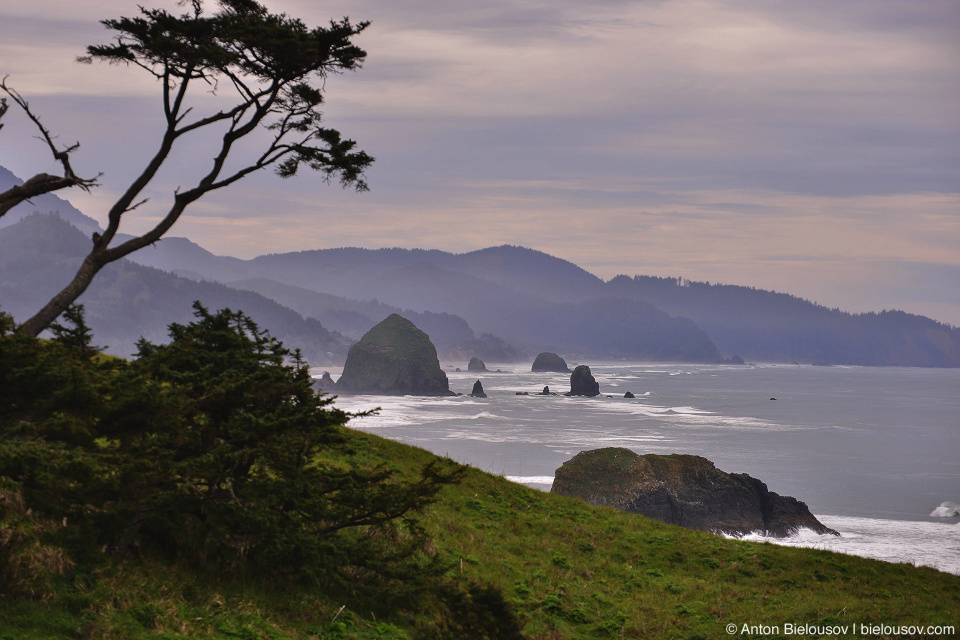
[{"x1": 1, "y1": 0, "x2": 958, "y2": 324}]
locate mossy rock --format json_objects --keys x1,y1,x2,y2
[
  {"x1": 337, "y1": 314, "x2": 453, "y2": 395},
  {"x1": 552, "y1": 448, "x2": 837, "y2": 537}
]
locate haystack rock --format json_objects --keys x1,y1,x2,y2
[
  {"x1": 468, "y1": 356, "x2": 488, "y2": 372},
  {"x1": 531, "y1": 352, "x2": 570, "y2": 373},
  {"x1": 336, "y1": 314, "x2": 454, "y2": 396},
  {"x1": 551, "y1": 448, "x2": 838, "y2": 538},
  {"x1": 567, "y1": 364, "x2": 600, "y2": 397}
]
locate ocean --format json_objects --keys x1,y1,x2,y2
[{"x1": 318, "y1": 362, "x2": 960, "y2": 575}]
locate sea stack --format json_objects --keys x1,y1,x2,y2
[
  {"x1": 470, "y1": 380, "x2": 487, "y2": 398},
  {"x1": 312, "y1": 371, "x2": 338, "y2": 394},
  {"x1": 468, "y1": 356, "x2": 488, "y2": 372},
  {"x1": 531, "y1": 352, "x2": 570, "y2": 373},
  {"x1": 552, "y1": 448, "x2": 838, "y2": 538},
  {"x1": 568, "y1": 365, "x2": 600, "y2": 397},
  {"x1": 336, "y1": 314, "x2": 454, "y2": 396}
]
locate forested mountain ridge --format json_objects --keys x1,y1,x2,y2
[
  {"x1": 138, "y1": 239, "x2": 957, "y2": 366},
  {"x1": 606, "y1": 275, "x2": 960, "y2": 367},
  {"x1": 228, "y1": 277, "x2": 522, "y2": 363},
  {"x1": 138, "y1": 243, "x2": 724, "y2": 363},
  {"x1": 3, "y1": 160, "x2": 957, "y2": 367},
  {"x1": 0, "y1": 214, "x2": 352, "y2": 364}
]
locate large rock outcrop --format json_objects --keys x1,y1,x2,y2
[
  {"x1": 551, "y1": 448, "x2": 838, "y2": 538},
  {"x1": 531, "y1": 352, "x2": 570, "y2": 372},
  {"x1": 567, "y1": 364, "x2": 600, "y2": 397},
  {"x1": 336, "y1": 314, "x2": 454, "y2": 396},
  {"x1": 468, "y1": 356, "x2": 488, "y2": 372}
]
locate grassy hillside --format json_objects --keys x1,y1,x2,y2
[{"x1": 2, "y1": 426, "x2": 956, "y2": 640}]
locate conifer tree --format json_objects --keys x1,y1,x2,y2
[{"x1": 1, "y1": 304, "x2": 460, "y2": 583}]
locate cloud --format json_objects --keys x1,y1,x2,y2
[{"x1": 1, "y1": 0, "x2": 957, "y2": 324}]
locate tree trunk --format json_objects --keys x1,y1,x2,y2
[{"x1": 18, "y1": 254, "x2": 104, "y2": 337}]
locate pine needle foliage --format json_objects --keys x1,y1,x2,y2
[{"x1": 0, "y1": 303, "x2": 461, "y2": 589}]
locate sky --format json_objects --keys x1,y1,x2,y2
[{"x1": 1, "y1": 0, "x2": 958, "y2": 324}]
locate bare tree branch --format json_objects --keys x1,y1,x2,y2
[{"x1": 0, "y1": 77, "x2": 100, "y2": 219}]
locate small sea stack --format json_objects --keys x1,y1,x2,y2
[
  {"x1": 312, "y1": 371, "x2": 338, "y2": 394},
  {"x1": 470, "y1": 379, "x2": 487, "y2": 398},
  {"x1": 567, "y1": 364, "x2": 600, "y2": 397}
]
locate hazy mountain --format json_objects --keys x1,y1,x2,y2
[
  {"x1": 493, "y1": 296, "x2": 723, "y2": 363},
  {"x1": 229, "y1": 277, "x2": 522, "y2": 363},
  {"x1": 4, "y1": 164, "x2": 954, "y2": 366},
  {"x1": 0, "y1": 214, "x2": 351, "y2": 365},
  {"x1": 129, "y1": 243, "x2": 604, "y2": 317},
  {"x1": 605, "y1": 275, "x2": 960, "y2": 367},
  {"x1": 248, "y1": 244, "x2": 604, "y2": 304},
  {"x1": 124, "y1": 234, "x2": 252, "y2": 283},
  {"x1": 86, "y1": 230, "x2": 960, "y2": 366},
  {"x1": 186, "y1": 246, "x2": 719, "y2": 361}
]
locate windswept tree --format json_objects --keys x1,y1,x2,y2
[{"x1": 15, "y1": 0, "x2": 373, "y2": 337}]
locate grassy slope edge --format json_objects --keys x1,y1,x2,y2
[{"x1": 2, "y1": 427, "x2": 957, "y2": 640}]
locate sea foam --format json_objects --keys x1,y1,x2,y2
[
  {"x1": 743, "y1": 515, "x2": 960, "y2": 575},
  {"x1": 504, "y1": 475, "x2": 555, "y2": 486},
  {"x1": 930, "y1": 501, "x2": 960, "y2": 518}
]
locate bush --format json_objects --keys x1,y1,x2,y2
[{"x1": 0, "y1": 304, "x2": 461, "y2": 587}]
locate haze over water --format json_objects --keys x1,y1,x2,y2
[{"x1": 323, "y1": 362, "x2": 960, "y2": 574}]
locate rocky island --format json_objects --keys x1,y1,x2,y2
[
  {"x1": 567, "y1": 364, "x2": 600, "y2": 396},
  {"x1": 470, "y1": 379, "x2": 487, "y2": 398},
  {"x1": 551, "y1": 448, "x2": 838, "y2": 538},
  {"x1": 531, "y1": 352, "x2": 570, "y2": 372},
  {"x1": 467, "y1": 356, "x2": 488, "y2": 372},
  {"x1": 334, "y1": 314, "x2": 454, "y2": 396}
]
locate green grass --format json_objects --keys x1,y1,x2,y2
[{"x1": 2, "y1": 427, "x2": 957, "y2": 639}]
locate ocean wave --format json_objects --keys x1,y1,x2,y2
[
  {"x1": 466, "y1": 411, "x2": 506, "y2": 420},
  {"x1": 742, "y1": 515, "x2": 960, "y2": 576},
  {"x1": 930, "y1": 501, "x2": 960, "y2": 518},
  {"x1": 337, "y1": 391, "x2": 794, "y2": 435},
  {"x1": 504, "y1": 475, "x2": 554, "y2": 485},
  {"x1": 581, "y1": 401, "x2": 787, "y2": 430}
]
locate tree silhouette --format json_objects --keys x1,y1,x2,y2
[
  {"x1": 0, "y1": 78, "x2": 100, "y2": 219},
  {"x1": 16, "y1": 0, "x2": 372, "y2": 337}
]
